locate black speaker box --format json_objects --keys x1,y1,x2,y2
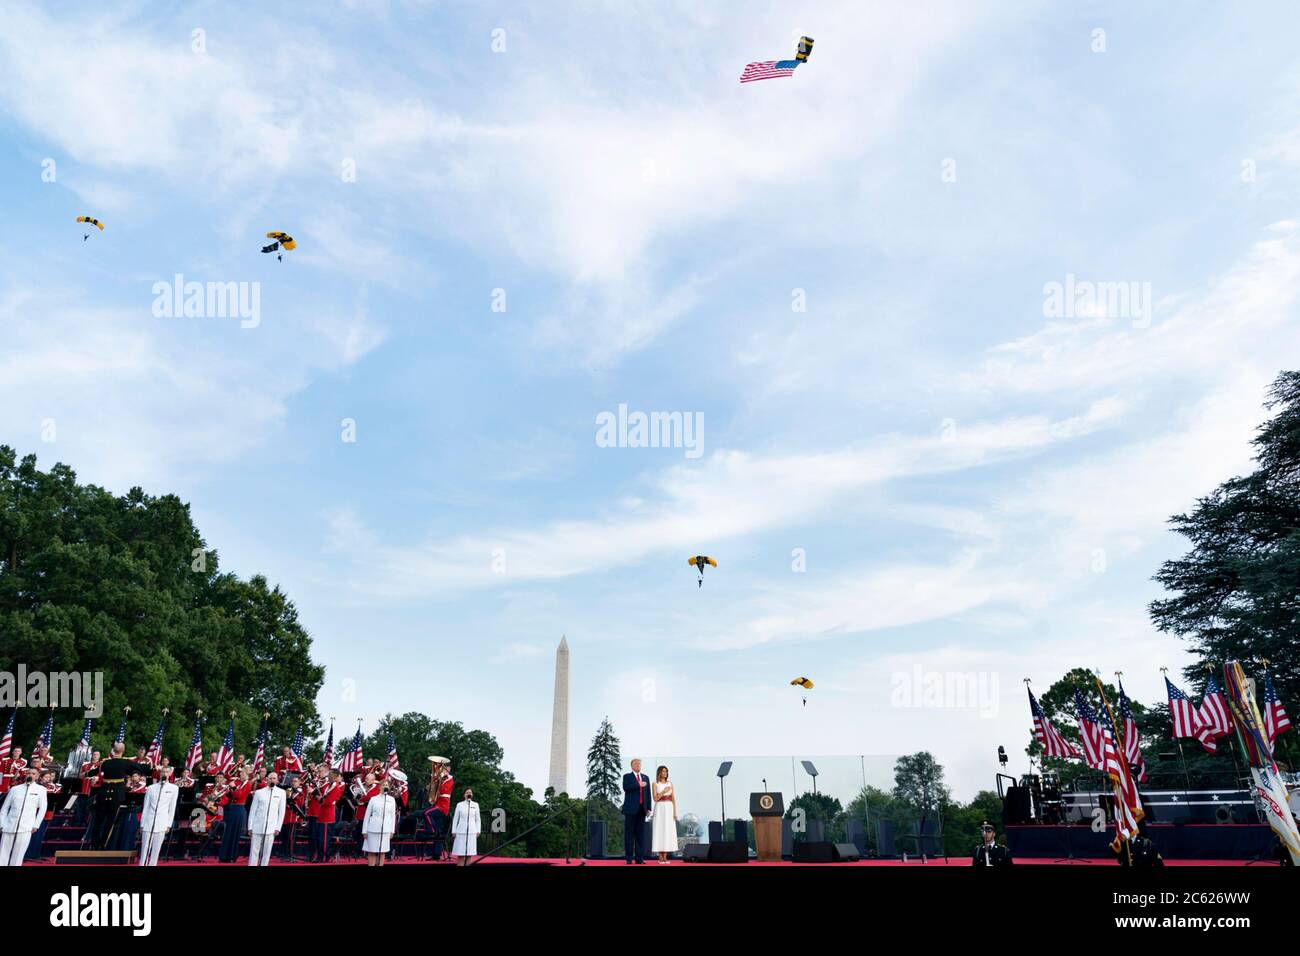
[
  {"x1": 587, "y1": 819, "x2": 607, "y2": 859},
  {"x1": 831, "y1": 842, "x2": 860, "y2": 862},
  {"x1": 707, "y1": 841, "x2": 749, "y2": 863},
  {"x1": 732, "y1": 820, "x2": 748, "y2": 845},
  {"x1": 792, "y1": 841, "x2": 835, "y2": 863},
  {"x1": 707, "y1": 820, "x2": 724, "y2": 843},
  {"x1": 681, "y1": 843, "x2": 710, "y2": 862}
]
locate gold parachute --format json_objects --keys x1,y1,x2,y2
[
  {"x1": 262, "y1": 231, "x2": 297, "y2": 261},
  {"x1": 688, "y1": 555, "x2": 717, "y2": 587},
  {"x1": 791, "y1": 676, "x2": 814, "y2": 706},
  {"x1": 76, "y1": 215, "x2": 104, "y2": 241}
]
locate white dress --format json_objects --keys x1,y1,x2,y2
[
  {"x1": 362, "y1": 794, "x2": 397, "y2": 853},
  {"x1": 451, "y1": 800, "x2": 480, "y2": 856},
  {"x1": 651, "y1": 782, "x2": 677, "y2": 852}
]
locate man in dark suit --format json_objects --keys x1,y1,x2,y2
[
  {"x1": 622, "y1": 758, "x2": 650, "y2": 864},
  {"x1": 972, "y1": 822, "x2": 1013, "y2": 867}
]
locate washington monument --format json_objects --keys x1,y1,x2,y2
[{"x1": 547, "y1": 636, "x2": 570, "y2": 795}]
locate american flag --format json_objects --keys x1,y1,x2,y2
[
  {"x1": 35, "y1": 711, "x2": 54, "y2": 750},
  {"x1": 185, "y1": 715, "x2": 204, "y2": 770},
  {"x1": 322, "y1": 723, "x2": 335, "y2": 769},
  {"x1": 740, "y1": 60, "x2": 795, "y2": 83},
  {"x1": 290, "y1": 724, "x2": 305, "y2": 759},
  {"x1": 1196, "y1": 676, "x2": 1232, "y2": 753},
  {"x1": 144, "y1": 715, "x2": 167, "y2": 766},
  {"x1": 339, "y1": 726, "x2": 364, "y2": 773},
  {"x1": 1116, "y1": 680, "x2": 1149, "y2": 783},
  {"x1": 252, "y1": 716, "x2": 268, "y2": 772},
  {"x1": 1076, "y1": 689, "x2": 1142, "y2": 843},
  {"x1": 114, "y1": 713, "x2": 128, "y2": 745},
  {"x1": 1165, "y1": 676, "x2": 1201, "y2": 739},
  {"x1": 1262, "y1": 672, "x2": 1292, "y2": 749},
  {"x1": 386, "y1": 731, "x2": 400, "y2": 771},
  {"x1": 215, "y1": 717, "x2": 236, "y2": 774},
  {"x1": 77, "y1": 718, "x2": 94, "y2": 747},
  {"x1": 1028, "y1": 687, "x2": 1080, "y2": 758},
  {"x1": 0, "y1": 711, "x2": 14, "y2": 760}
]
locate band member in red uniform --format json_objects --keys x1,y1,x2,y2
[
  {"x1": 74, "y1": 750, "x2": 101, "y2": 825},
  {"x1": 274, "y1": 746, "x2": 303, "y2": 777},
  {"x1": 220, "y1": 767, "x2": 254, "y2": 862},
  {"x1": 281, "y1": 773, "x2": 308, "y2": 860},
  {"x1": 153, "y1": 756, "x2": 172, "y2": 781},
  {"x1": 424, "y1": 756, "x2": 454, "y2": 860},
  {"x1": 0, "y1": 747, "x2": 27, "y2": 796},
  {"x1": 308, "y1": 769, "x2": 343, "y2": 862},
  {"x1": 204, "y1": 752, "x2": 223, "y2": 778}
]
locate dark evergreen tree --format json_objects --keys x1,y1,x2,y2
[{"x1": 585, "y1": 716, "x2": 621, "y2": 802}]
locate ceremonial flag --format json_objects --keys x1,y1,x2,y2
[
  {"x1": 1028, "y1": 687, "x2": 1079, "y2": 759},
  {"x1": 185, "y1": 715, "x2": 205, "y2": 771},
  {"x1": 1262, "y1": 672, "x2": 1292, "y2": 750},
  {"x1": 252, "y1": 716, "x2": 269, "y2": 772},
  {"x1": 1116, "y1": 680, "x2": 1149, "y2": 783},
  {"x1": 1072, "y1": 691, "x2": 1113, "y2": 772},
  {"x1": 144, "y1": 715, "x2": 167, "y2": 766},
  {"x1": 0, "y1": 711, "x2": 14, "y2": 760},
  {"x1": 1196, "y1": 676, "x2": 1232, "y2": 753},
  {"x1": 739, "y1": 60, "x2": 795, "y2": 83},
  {"x1": 322, "y1": 722, "x2": 335, "y2": 769},
  {"x1": 1223, "y1": 661, "x2": 1300, "y2": 864},
  {"x1": 114, "y1": 713, "x2": 128, "y2": 746},
  {"x1": 35, "y1": 711, "x2": 54, "y2": 750},
  {"x1": 339, "y1": 725, "x2": 363, "y2": 773},
  {"x1": 386, "y1": 731, "x2": 400, "y2": 771},
  {"x1": 215, "y1": 717, "x2": 236, "y2": 775},
  {"x1": 1165, "y1": 676, "x2": 1201, "y2": 739},
  {"x1": 290, "y1": 724, "x2": 305, "y2": 759},
  {"x1": 77, "y1": 718, "x2": 94, "y2": 747},
  {"x1": 1092, "y1": 680, "x2": 1144, "y2": 848}
]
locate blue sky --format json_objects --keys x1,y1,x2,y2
[{"x1": 2, "y1": 1, "x2": 1299, "y2": 804}]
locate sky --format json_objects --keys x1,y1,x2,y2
[{"x1": 2, "y1": 0, "x2": 1299, "y2": 808}]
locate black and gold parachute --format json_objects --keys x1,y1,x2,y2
[
  {"x1": 76, "y1": 215, "x2": 104, "y2": 241},
  {"x1": 790, "y1": 676, "x2": 814, "y2": 706},
  {"x1": 262, "y1": 231, "x2": 297, "y2": 261},
  {"x1": 688, "y1": 555, "x2": 717, "y2": 587}
]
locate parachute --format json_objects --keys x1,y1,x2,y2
[
  {"x1": 790, "y1": 676, "x2": 814, "y2": 707},
  {"x1": 688, "y1": 555, "x2": 717, "y2": 587},
  {"x1": 76, "y1": 215, "x2": 104, "y2": 241},
  {"x1": 262, "y1": 231, "x2": 297, "y2": 261},
  {"x1": 740, "y1": 36, "x2": 814, "y2": 83}
]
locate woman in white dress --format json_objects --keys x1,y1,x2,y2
[
  {"x1": 450, "y1": 788, "x2": 481, "y2": 862},
  {"x1": 361, "y1": 773, "x2": 401, "y2": 866},
  {"x1": 651, "y1": 765, "x2": 677, "y2": 863}
]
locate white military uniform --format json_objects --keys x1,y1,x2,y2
[
  {"x1": 451, "y1": 799, "x2": 480, "y2": 857},
  {"x1": 247, "y1": 785, "x2": 287, "y2": 866},
  {"x1": 361, "y1": 792, "x2": 397, "y2": 854},
  {"x1": 1, "y1": 781, "x2": 48, "y2": 866},
  {"x1": 138, "y1": 780, "x2": 179, "y2": 866}
]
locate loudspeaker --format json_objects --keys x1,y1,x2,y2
[
  {"x1": 732, "y1": 820, "x2": 748, "y2": 845},
  {"x1": 876, "y1": 819, "x2": 896, "y2": 856},
  {"x1": 792, "y1": 841, "x2": 835, "y2": 863},
  {"x1": 1003, "y1": 785, "x2": 1032, "y2": 825},
  {"x1": 587, "y1": 819, "x2": 607, "y2": 859},
  {"x1": 782, "y1": 819, "x2": 794, "y2": 858},
  {"x1": 707, "y1": 842, "x2": 749, "y2": 863},
  {"x1": 708, "y1": 821, "x2": 724, "y2": 843},
  {"x1": 681, "y1": 843, "x2": 710, "y2": 863},
  {"x1": 844, "y1": 819, "x2": 866, "y2": 855},
  {"x1": 831, "y1": 842, "x2": 860, "y2": 862}
]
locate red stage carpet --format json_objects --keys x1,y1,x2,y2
[{"x1": 26, "y1": 856, "x2": 1273, "y2": 867}]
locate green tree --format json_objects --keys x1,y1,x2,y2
[
  {"x1": 893, "y1": 752, "x2": 950, "y2": 853},
  {"x1": 1150, "y1": 371, "x2": 1300, "y2": 707},
  {"x1": 0, "y1": 447, "x2": 323, "y2": 761},
  {"x1": 585, "y1": 716, "x2": 621, "y2": 802}
]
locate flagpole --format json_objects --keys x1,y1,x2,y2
[
  {"x1": 1159, "y1": 668, "x2": 1195, "y2": 806},
  {"x1": 1094, "y1": 672, "x2": 1135, "y2": 865},
  {"x1": 1207, "y1": 664, "x2": 1249, "y2": 793}
]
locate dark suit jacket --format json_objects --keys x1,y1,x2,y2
[{"x1": 621, "y1": 771, "x2": 650, "y2": 817}]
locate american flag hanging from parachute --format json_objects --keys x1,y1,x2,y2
[{"x1": 740, "y1": 36, "x2": 814, "y2": 84}]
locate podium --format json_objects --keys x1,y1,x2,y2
[{"x1": 750, "y1": 792, "x2": 784, "y2": 861}]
